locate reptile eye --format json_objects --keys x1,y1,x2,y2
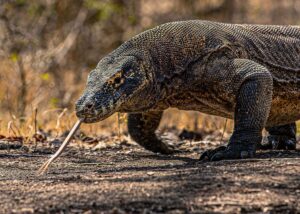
[
  {"x1": 108, "y1": 71, "x2": 124, "y2": 88},
  {"x1": 114, "y1": 77, "x2": 121, "y2": 84},
  {"x1": 112, "y1": 77, "x2": 124, "y2": 89}
]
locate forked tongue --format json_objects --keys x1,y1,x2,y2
[{"x1": 37, "y1": 118, "x2": 83, "y2": 175}]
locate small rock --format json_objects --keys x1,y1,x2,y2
[
  {"x1": 147, "y1": 171, "x2": 155, "y2": 176},
  {"x1": 48, "y1": 139, "x2": 62, "y2": 147},
  {"x1": 92, "y1": 142, "x2": 107, "y2": 150},
  {"x1": 13, "y1": 208, "x2": 34, "y2": 214}
]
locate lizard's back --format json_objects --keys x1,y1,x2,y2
[
  {"x1": 140, "y1": 20, "x2": 300, "y2": 125},
  {"x1": 218, "y1": 22, "x2": 300, "y2": 124},
  {"x1": 222, "y1": 22, "x2": 300, "y2": 77},
  {"x1": 138, "y1": 20, "x2": 300, "y2": 84}
]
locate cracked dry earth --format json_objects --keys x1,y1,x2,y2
[{"x1": 0, "y1": 138, "x2": 299, "y2": 214}]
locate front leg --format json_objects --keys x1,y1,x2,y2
[
  {"x1": 201, "y1": 59, "x2": 273, "y2": 161},
  {"x1": 127, "y1": 111, "x2": 174, "y2": 154}
]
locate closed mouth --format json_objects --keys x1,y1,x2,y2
[
  {"x1": 82, "y1": 111, "x2": 115, "y2": 123},
  {"x1": 77, "y1": 99, "x2": 123, "y2": 123}
]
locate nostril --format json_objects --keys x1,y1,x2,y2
[{"x1": 85, "y1": 103, "x2": 94, "y2": 110}]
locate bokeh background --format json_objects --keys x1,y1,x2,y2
[{"x1": 1, "y1": 0, "x2": 300, "y2": 138}]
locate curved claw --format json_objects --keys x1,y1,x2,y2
[
  {"x1": 199, "y1": 150, "x2": 209, "y2": 161},
  {"x1": 260, "y1": 136, "x2": 297, "y2": 151},
  {"x1": 200, "y1": 143, "x2": 255, "y2": 161},
  {"x1": 210, "y1": 149, "x2": 253, "y2": 161},
  {"x1": 275, "y1": 138, "x2": 296, "y2": 150},
  {"x1": 257, "y1": 143, "x2": 272, "y2": 150},
  {"x1": 283, "y1": 139, "x2": 296, "y2": 150},
  {"x1": 199, "y1": 146, "x2": 226, "y2": 161},
  {"x1": 155, "y1": 142, "x2": 178, "y2": 154}
]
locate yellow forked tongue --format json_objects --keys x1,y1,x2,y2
[{"x1": 37, "y1": 119, "x2": 83, "y2": 175}]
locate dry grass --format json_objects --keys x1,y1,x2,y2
[
  {"x1": 0, "y1": 107, "x2": 233, "y2": 138},
  {"x1": 0, "y1": 57, "x2": 234, "y2": 140},
  {"x1": 0, "y1": 60, "x2": 299, "y2": 141}
]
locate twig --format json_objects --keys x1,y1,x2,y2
[
  {"x1": 56, "y1": 108, "x2": 68, "y2": 131},
  {"x1": 7, "y1": 121, "x2": 18, "y2": 137},
  {"x1": 33, "y1": 107, "x2": 39, "y2": 151},
  {"x1": 34, "y1": 108, "x2": 38, "y2": 135},
  {"x1": 221, "y1": 118, "x2": 228, "y2": 142}
]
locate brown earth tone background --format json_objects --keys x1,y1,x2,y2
[
  {"x1": 1, "y1": 0, "x2": 300, "y2": 136},
  {"x1": 0, "y1": 0, "x2": 299, "y2": 213}
]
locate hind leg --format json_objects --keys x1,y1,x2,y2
[
  {"x1": 261, "y1": 123, "x2": 297, "y2": 150},
  {"x1": 127, "y1": 111, "x2": 175, "y2": 154}
]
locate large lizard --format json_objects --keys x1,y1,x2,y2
[{"x1": 76, "y1": 20, "x2": 299, "y2": 161}]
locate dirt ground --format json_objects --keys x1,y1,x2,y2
[{"x1": 0, "y1": 137, "x2": 299, "y2": 214}]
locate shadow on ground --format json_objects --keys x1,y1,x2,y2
[{"x1": 0, "y1": 143, "x2": 299, "y2": 213}]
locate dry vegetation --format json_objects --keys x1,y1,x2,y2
[
  {"x1": 0, "y1": 1, "x2": 299, "y2": 213},
  {"x1": 1, "y1": 0, "x2": 299, "y2": 140}
]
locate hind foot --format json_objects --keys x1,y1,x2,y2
[{"x1": 261, "y1": 123, "x2": 297, "y2": 150}]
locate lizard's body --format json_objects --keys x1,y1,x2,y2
[{"x1": 76, "y1": 20, "x2": 300, "y2": 160}]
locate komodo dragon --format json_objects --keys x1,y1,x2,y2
[{"x1": 76, "y1": 20, "x2": 300, "y2": 161}]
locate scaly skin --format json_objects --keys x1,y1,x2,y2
[{"x1": 76, "y1": 20, "x2": 300, "y2": 160}]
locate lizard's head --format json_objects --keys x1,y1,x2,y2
[{"x1": 75, "y1": 55, "x2": 151, "y2": 123}]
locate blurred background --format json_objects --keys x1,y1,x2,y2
[{"x1": 1, "y1": 0, "x2": 300, "y2": 138}]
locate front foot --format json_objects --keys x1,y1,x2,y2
[
  {"x1": 200, "y1": 142, "x2": 256, "y2": 161},
  {"x1": 259, "y1": 135, "x2": 296, "y2": 150}
]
